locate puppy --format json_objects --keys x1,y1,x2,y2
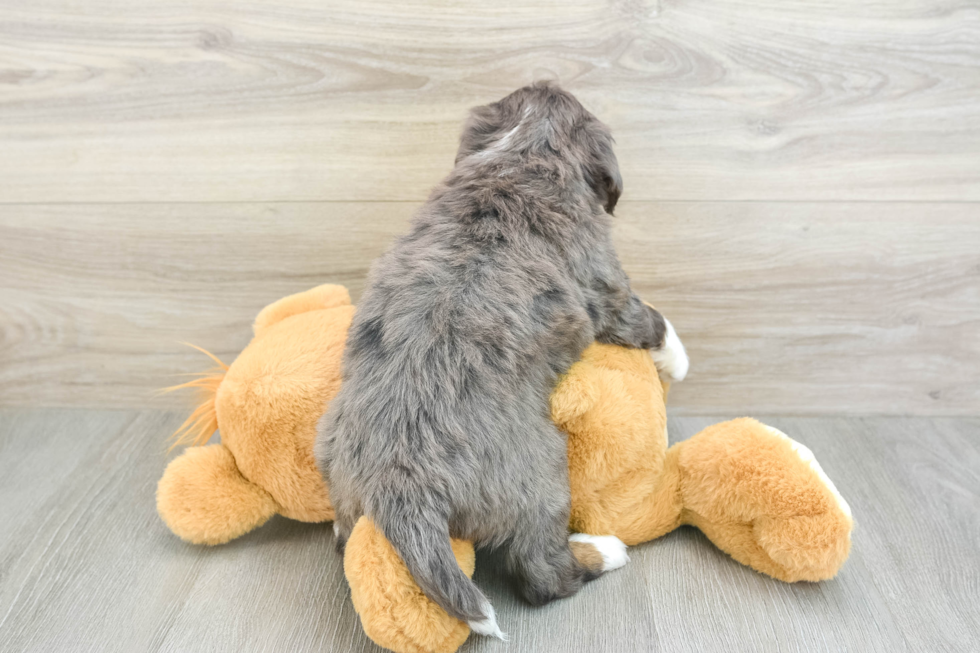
[{"x1": 316, "y1": 82, "x2": 688, "y2": 638}]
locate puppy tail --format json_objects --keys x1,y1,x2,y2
[{"x1": 374, "y1": 495, "x2": 507, "y2": 640}]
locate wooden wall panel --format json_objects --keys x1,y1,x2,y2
[
  {"x1": 1, "y1": 0, "x2": 977, "y2": 413},
  {"x1": 0, "y1": 0, "x2": 978, "y2": 202},
  {"x1": 1, "y1": 202, "x2": 976, "y2": 414}
]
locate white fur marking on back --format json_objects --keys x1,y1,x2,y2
[
  {"x1": 497, "y1": 124, "x2": 520, "y2": 148},
  {"x1": 569, "y1": 533, "x2": 630, "y2": 571},
  {"x1": 651, "y1": 316, "x2": 689, "y2": 382},
  {"x1": 761, "y1": 425, "x2": 853, "y2": 520},
  {"x1": 468, "y1": 600, "x2": 508, "y2": 640},
  {"x1": 475, "y1": 105, "x2": 532, "y2": 160}
]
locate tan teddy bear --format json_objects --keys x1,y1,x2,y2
[{"x1": 157, "y1": 284, "x2": 853, "y2": 653}]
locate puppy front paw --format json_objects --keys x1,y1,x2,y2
[{"x1": 651, "y1": 317, "x2": 689, "y2": 382}]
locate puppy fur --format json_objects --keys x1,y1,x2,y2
[{"x1": 316, "y1": 82, "x2": 674, "y2": 632}]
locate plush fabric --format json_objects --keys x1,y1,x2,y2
[
  {"x1": 555, "y1": 345, "x2": 853, "y2": 581},
  {"x1": 158, "y1": 285, "x2": 853, "y2": 653},
  {"x1": 157, "y1": 443, "x2": 277, "y2": 545},
  {"x1": 157, "y1": 284, "x2": 353, "y2": 542},
  {"x1": 346, "y1": 517, "x2": 475, "y2": 653}
]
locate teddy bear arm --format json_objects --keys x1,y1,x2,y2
[
  {"x1": 253, "y1": 284, "x2": 352, "y2": 337},
  {"x1": 156, "y1": 443, "x2": 279, "y2": 545}
]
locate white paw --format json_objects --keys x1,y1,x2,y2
[
  {"x1": 760, "y1": 425, "x2": 853, "y2": 521},
  {"x1": 467, "y1": 600, "x2": 508, "y2": 640},
  {"x1": 569, "y1": 533, "x2": 630, "y2": 571},
  {"x1": 651, "y1": 316, "x2": 689, "y2": 382}
]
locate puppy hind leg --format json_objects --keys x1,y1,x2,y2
[
  {"x1": 569, "y1": 533, "x2": 630, "y2": 575},
  {"x1": 506, "y1": 513, "x2": 582, "y2": 606},
  {"x1": 506, "y1": 505, "x2": 625, "y2": 606}
]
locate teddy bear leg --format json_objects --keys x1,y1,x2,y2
[
  {"x1": 157, "y1": 443, "x2": 279, "y2": 545},
  {"x1": 677, "y1": 418, "x2": 853, "y2": 582},
  {"x1": 588, "y1": 445, "x2": 687, "y2": 546},
  {"x1": 505, "y1": 500, "x2": 629, "y2": 609},
  {"x1": 252, "y1": 284, "x2": 352, "y2": 336},
  {"x1": 685, "y1": 512, "x2": 850, "y2": 582},
  {"x1": 344, "y1": 516, "x2": 474, "y2": 653}
]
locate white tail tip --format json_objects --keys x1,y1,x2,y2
[{"x1": 468, "y1": 600, "x2": 507, "y2": 641}]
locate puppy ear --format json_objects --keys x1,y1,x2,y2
[
  {"x1": 582, "y1": 123, "x2": 623, "y2": 214},
  {"x1": 455, "y1": 103, "x2": 504, "y2": 164}
]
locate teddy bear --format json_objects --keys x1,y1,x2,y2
[
  {"x1": 157, "y1": 283, "x2": 353, "y2": 544},
  {"x1": 157, "y1": 284, "x2": 853, "y2": 653}
]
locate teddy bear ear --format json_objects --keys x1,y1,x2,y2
[
  {"x1": 253, "y1": 284, "x2": 352, "y2": 336},
  {"x1": 551, "y1": 362, "x2": 600, "y2": 426}
]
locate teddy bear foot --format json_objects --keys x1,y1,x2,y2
[
  {"x1": 750, "y1": 425, "x2": 853, "y2": 581},
  {"x1": 752, "y1": 512, "x2": 853, "y2": 582},
  {"x1": 344, "y1": 516, "x2": 476, "y2": 653},
  {"x1": 678, "y1": 418, "x2": 854, "y2": 583}
]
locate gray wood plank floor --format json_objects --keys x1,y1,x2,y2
[{"x1": 1, "y1": 410, "x2": 977, "y2": 652}]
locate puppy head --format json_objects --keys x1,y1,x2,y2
[{"x1": 456, "y1": 82, "x2": 623, "y2": 213}]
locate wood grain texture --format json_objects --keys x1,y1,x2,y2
[
  {"x1": 1, "y1": 0, "x2": 979, "y2": 202},
  {"x1": 0, "y1": 410, "x2": 977, "y2": 651},
  {"x1": 2, "y1": 202, "x2": 977, "y2": 414}
]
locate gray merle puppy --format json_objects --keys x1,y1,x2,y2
[{"x1": 315, "y1": 82, "x2": 688, "y2": 638}]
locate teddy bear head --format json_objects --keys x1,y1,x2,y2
[{"x1": 157, "y1": 285, "x2": 354, "y2": 545}]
